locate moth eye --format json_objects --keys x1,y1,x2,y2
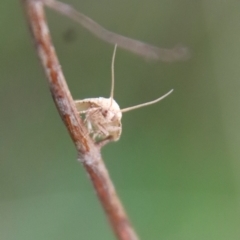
[{"x1": 102, "y1": 109, "x2": 108, "y2": 117}]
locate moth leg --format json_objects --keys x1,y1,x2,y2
[
  {"x1": 96, "y1": 123, "x2": 109, "y2": 137},
  {"x1": 77, "y1": 108, "x2": 100, "y2": 139},
  {"x1": 84, "y1": 108, "x2": 101, "y2": 122},
  {"x1": 89, "y1": 121, "x2": 112, "y2": 142},
  {"x1": 96, "y1": 135, "x2": 113, "y2": 147},
  {"x1": 82, "y1": 121, "x2": 104, "y2": 142},
  {"x1": 78, "y1": 108, "x2": 102, "y2": 130},
  {"x1": 80, "y1": 120, "x2": 94, "y2": 140},
  {"x1": 78, "y1": 107, "x2": 100, "y2": 118},
  {"x1": 78, "y1": 108, "x2": 115, "y2": 142},
  {"x1": 82, "y1": 109, "x2": 108, "y2": 141},
  {"x1": 104, "y1": 125, "x2": 121, "y2": 132}
]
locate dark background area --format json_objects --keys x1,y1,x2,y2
[{"x1": 1, "y1": 0, "x2": 240, "y2": 239}]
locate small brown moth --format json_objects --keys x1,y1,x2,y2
[{"x1": 75, "y1": 45, "x2": 173, "y2": 143}]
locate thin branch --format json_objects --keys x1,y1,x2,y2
[
  {"x1": 21, "y1": 1, "x2": 139, "y2": 239},
  {"x1": 43, "y1": 0, "x2": 190, "y2": 62}
]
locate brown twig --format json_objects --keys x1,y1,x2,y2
[
  {"x1": 21, "y1": 1, "x2": 139, "y2": 239},
  {"x1": 43, "y1": 0, "x2": 190, "y2": 62}
]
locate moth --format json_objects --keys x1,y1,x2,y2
[{"x1": 75, "y1": 45, "x2": 173, "y2": 143}]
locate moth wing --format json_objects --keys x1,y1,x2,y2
[{"x1": 75, "y1": 99, "x2": 99, "y2": 112}]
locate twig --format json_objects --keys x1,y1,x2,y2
[
  {"x1": 20, "y1": 1, "x2": 139, "y2": 239},
  {"x1": 43, "y1": 0, "x2": 190, "y2": 62}
]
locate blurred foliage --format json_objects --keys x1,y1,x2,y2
[{"x1": 1, "y1": 0, "x2": 240, "y2": 239}]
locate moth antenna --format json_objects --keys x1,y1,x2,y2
[
  {"x1": 121, "y1": 89, "x2": 174, "y2": 113},
  {"x1": 110, "y1": 44, "x2": 117, "y2": 107}
]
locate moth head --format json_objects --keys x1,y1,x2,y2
[{"x1": 98, "y1": 97, "x2": 122, "y2": 121}]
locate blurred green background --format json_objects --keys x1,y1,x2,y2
[{"x1": 1, "y1": 0, "x2": 240, "y2": 239}]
